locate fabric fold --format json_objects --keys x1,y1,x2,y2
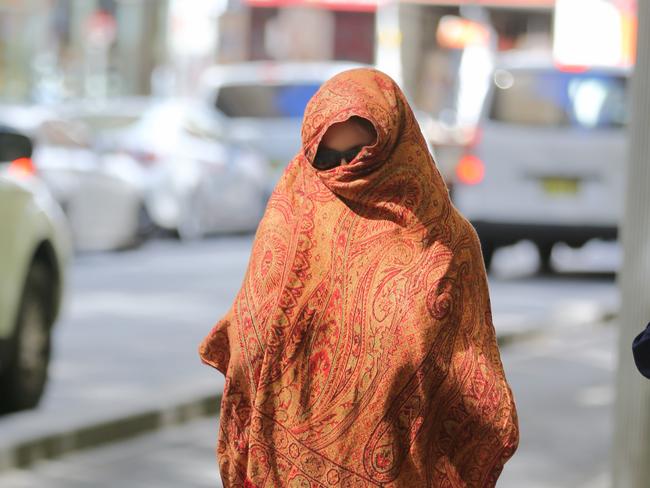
[{"x1": 200, "y1": 68, "x2": 518, "y2": 487}]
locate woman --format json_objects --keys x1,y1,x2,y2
[{"x1": 200, "y1": 68, "x2": 518, "y2": 487}]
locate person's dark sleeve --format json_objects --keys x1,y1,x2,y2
[{"x1": 632, "y1": 322, "x2": 650, "y2": 379}]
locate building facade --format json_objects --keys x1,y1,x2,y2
[{"x1": 0, "y1": 0, "x2": 168, "y2": 102}]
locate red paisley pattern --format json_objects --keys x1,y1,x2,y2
[{"x1": 200, "y1": 68, "x2": 518, "y2": 487}]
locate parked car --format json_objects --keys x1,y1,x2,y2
[
  {"x1": 451, "y1": 55, "x2": 628, "y2": 271},
  {"x1": 199, "y1": 61, "x2": 366, "y2": 186},
  {"x1": 101, "y1": 99, "x2": 269, "y2": 239},
  {"x1": 0, "y1": 104, "x2": 148, "y2": 252},
  {"x1": 0, "y1": 127, "x2": 69, "y2": 413}
]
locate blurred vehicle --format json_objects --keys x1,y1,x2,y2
[
  {"x1": 101, "y1": 100, "x2": 269, "y2": 239},
  {"x1": 0, "y1": 103, "x2": 149, "y2": 252},
  {"x1": 0, "y1": 127, "x2": 69, "y2": 413},
  {"x1": 452, "y1": 55, "x2": 629, "y2": 271},
  {"x1": 199, "y1": 61, "x2": 365, "y2": 185}
]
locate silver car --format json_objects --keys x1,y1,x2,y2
[
  {"x1": 452, "y1": 56, "x2": 628, "y2": 272},
  {"x1": 0, "y1": 104, "x2": 148, "y2": 252}
]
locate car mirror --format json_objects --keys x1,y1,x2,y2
[{"x1": 0, "y1": 130, "x2": 33, "y2": 161}]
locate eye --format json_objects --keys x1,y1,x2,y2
[{"x1": 313, "y1": 147, "x2": 342, "y2": 170}]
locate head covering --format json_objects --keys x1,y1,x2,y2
[
  {"x1": 633, "y1": 322, "x2": 650, "y2": 378},
  {"x1": 200, "y1": 68, "x2": 518, "y2": 487}
]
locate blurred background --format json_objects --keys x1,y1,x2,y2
[{"x1": 0, "y1": 0, "x2": 647, "y2": 487}]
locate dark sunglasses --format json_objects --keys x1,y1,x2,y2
[{"x1": 313, "y1": 145, "x2": 364, "y2": 171}]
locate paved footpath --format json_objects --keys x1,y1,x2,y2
[
  {"x1": 0, "y1": 236, "x2": 618, "y2": 473},
  {"x1": 0, "y1": 320, "x2": 616, "y2": 487}
]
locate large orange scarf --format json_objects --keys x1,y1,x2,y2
[{"x1": 200, "y1": 68, "x2": 518, "y2": 487}]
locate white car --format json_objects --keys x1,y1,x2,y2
[
  {"x1": 199, "y1": 61, "x2": 365, "y2": 186},
  {"x1": 452, "y1": 57, "x2": 628, "y2": 271},
  {"x1": 0, "y1": 104, "x2": 148, "y2": 252},
  {"x1": 103, "y1": 100, "x2": 269, "y2": 239},
  {"x1": 0, "y1": 127, "x2": 70, "y2": 413}
]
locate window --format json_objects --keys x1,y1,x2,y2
[
  {"x1": 489, "y1": 69, "x2": 628, "y2": 129},
  {"x1": 215, "y1": 83, "x2": 321, "y2": 118},
  {"x1": 0, "y1": 130, "x2": 32, "y2": 161}
]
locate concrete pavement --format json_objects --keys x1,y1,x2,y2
[
  {"x1": 0, "y1": 319, "x2": 617, "y2": 487},
  {"x1": 0, "y1": 236, "x2": 619, "y2": 474}
]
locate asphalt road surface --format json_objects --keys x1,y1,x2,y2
[
  {"x1": 3, "y1": 236, "x2": 620, "y2": 418},
  {"x1": 0, "y1": 320, "x2": 616, "y2": 488},
  {"x1": 0, "y1": 235, "x2": 621, "y2": 487}
]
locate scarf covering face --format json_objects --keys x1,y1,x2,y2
[{"x1": 199, "y1": 68, "x2": 519, "y2": 487}]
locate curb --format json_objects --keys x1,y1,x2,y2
[{"x1": 0, "y1": 393, "x2": 221, "y2": 473}]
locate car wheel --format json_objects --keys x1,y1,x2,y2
[
  {"x1": 177, "y1": 193, "x2": 205, "y2": 241},
  {"x1": 538, "y1": 243, "x2": 554, "y2": 274},
  {"x1": 0, "y1": 263, "x2": 52, "y2": 413},
  {"x1": 480, "y1": 239, "x2": 495, "y2": 272}
]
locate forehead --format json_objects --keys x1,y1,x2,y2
[{"x1": 320, "y1": 117, "x2": 376, "y2": 150}]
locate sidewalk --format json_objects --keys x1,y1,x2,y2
[
  {"x1": 0, "y1": 238, "x2": 239, "y2": 473},
  {"x1": 0, "y1": 320, "x2": 617, "y2": 487},
  {"x1": 0, "y1": 237, "x2": 619, "y2": 473},
  {"x1": 0, "y1": 310, "x2": 614, "y2": 474}
]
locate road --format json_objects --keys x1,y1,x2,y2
[
  {"x1": 0, "y1": 320, "x2": 617, "y2": 488},
  {"x1": 2, "y1": 235, "x2": 620, "y2": 421},
  {"x1": 0, "y1": 235, "x2": 620, "y2": 486}
]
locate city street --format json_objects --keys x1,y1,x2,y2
[
  {"x1": 1, "y1": 0, "x2": 647, "y2": 486},
  {"x1": 0, "y1": 235, "x2": 620, "y2": 428},
  {"x1": 0, "y1": 234, "x2": 621, "y2": 486},
  {"x1": 0, "y1": 317, "x2": 617, "y2": 487}
]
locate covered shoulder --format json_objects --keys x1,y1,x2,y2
[
  {"x1": 448, "y1": 209, "x2": 485, "y2": 267},
  {"x1": 426, "y1": 209, "x2": 488, "y2": 297}
]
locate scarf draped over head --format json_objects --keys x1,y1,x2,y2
[{"x1": 200, "y1": 68, "x2": 518, "y2": 487}]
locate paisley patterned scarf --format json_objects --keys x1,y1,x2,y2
[{"x1": 199, "y1": 68, "x2": 518, "y2": 487}]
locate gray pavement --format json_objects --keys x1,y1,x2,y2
[
  {"x1": 0, "y1": 320, "x2": 617, "y2": 487},
  {"x1": 0, "y1": 235, "x2": 620, "y2": 473},
  {"x1": 0, "y1": 417, "x2": 223, "y2": 487},
  {"x1": 0, "y1": 236, "x2": 247, "y2": 470},
  {"x1": 498, "y1": 321, "x2": 615, "y2": 488}
]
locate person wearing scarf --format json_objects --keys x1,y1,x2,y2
[{"x1": 200, "y1": 68, "x2": 519, "y2": 487}]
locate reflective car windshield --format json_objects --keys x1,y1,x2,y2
[
  {"x1": 215, "y1": 83, "x2": 321, "y2": 118},
  {"x1": 74, "y1": 114, "x2": 142, "y2": 133},
  {"x1": 489, "y1": 69, "x2": 628, "y2": 129}
]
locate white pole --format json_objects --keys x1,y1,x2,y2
[{"x1": 612, "y1": 0, "x2": 650, "y2": 486}]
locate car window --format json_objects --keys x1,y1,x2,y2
[
  {"x1": 38, "y1": 119, "x2": 91, "y2": 148},
  {"x1": 0, "y1": 130, "x2": 32, "y2": 162},
  {"x1": 215, "y1": 83, "x2": 321, "y2": 118},
  {"x1": 489, "y1": 69, "x2": 628, "y2": 129},
  {"x1": 72, "y1": 114, "x2": 143, "y2": 136},
  {"x1": 36, "y1": 113, "x2": 144, "y2": 150},
  {"x1": 128, "y1": 102, "x2": 222, "y2": 142}
]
